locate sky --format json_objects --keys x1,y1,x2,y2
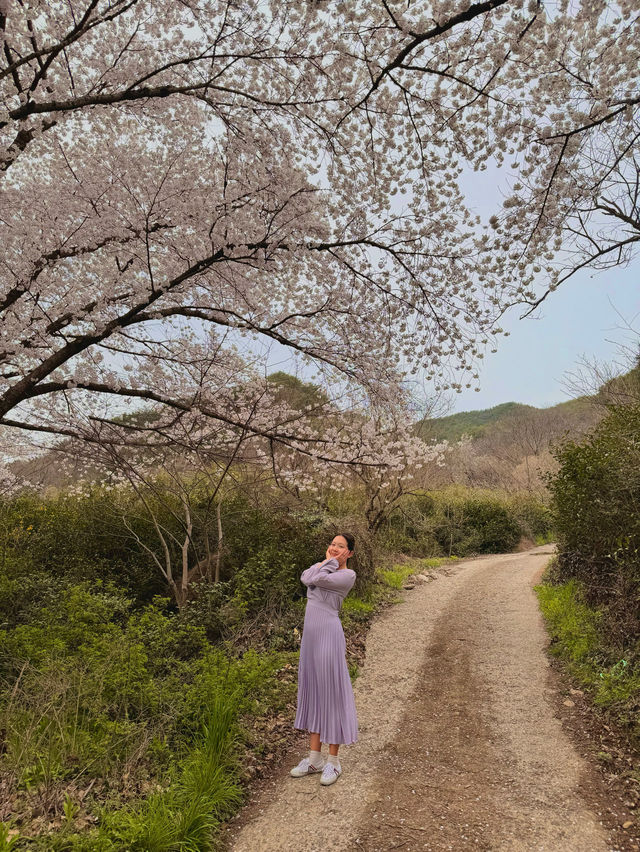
[
  {"x1": 261, "y1": 156, "x2": 640, "y2": 419},
  {"x1": 438, "y1": 157, "x2": 640, "y2": 415},
  {"x1": 261, "y1": 257, "x2": 640, "y2": 417},
  {"x1": 446, "y1": 259, "x2": 640, "y2": 414}
]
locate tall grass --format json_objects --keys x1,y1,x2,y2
[
  {"x1": 17, "y1": 692, "x2": 244, "y2": 851},
  {"x1": 104, "y1": 693, "x2": 242, "y2": 852},
  {"x1": 0, "y1": 824, "x2": 21, "y2": 852}
]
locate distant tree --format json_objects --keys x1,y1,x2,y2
[
  {"x1": 564, "y1": 326, "x2": 640, "y2": 408},
  {"x1": 435, "y1": 401, "x2": 603, "y2": 493},
  {"x1": 348, "y1": 415, "x2": 449, "y2": 532},
  {"x1": 266, "y1": 373, "x2": 330, "y2": 413}
]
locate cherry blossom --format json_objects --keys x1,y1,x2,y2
[{"x1": 1, "y1": 0, "x2": 637, "y2": 472}]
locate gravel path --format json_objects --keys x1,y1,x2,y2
[{"x1": 225, "y1": 548, "x2": 621, "y2": 852}]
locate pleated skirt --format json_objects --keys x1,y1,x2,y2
[{"x1": 294, "y1": 602, "x2": 358, "y2": 745}]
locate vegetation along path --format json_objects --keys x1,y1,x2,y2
[{"x1": 225, "y1": 547, "x2": 631, "y2": 852}]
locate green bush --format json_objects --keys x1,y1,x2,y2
[
  {"x1": 508, "y1": 493, "x2": 553, "y2": 542},
  {"x1": 548, "y1": 403, "x2": 640, "y2": 645},
  {"x1": 433, "y1": 493, "x2": 521, "y2": 555},
  {"x1": 0, "y1": 492, "x2": 163, "y2": 623},
  {"x1": 179, "y1": 581, "x2": 233, "y2": 642},
  {"x1": 0, "y1": 566, "x2": 63, "y2": 631},
  {"x1": 231, "y1": 542, "x2": 301, "y2": 617},
  {"x1": 0, "y1": 587, "x2": 160, "y2": 790},
  {"x1": 375, "y1": 493, "x2": 442, "y2": 558},
  {"x1": 0, "y1": 581, "x2": 298, "y2": 850},
  {"x1": 0, "y1": 487, "x2": 379, "y2": 630},
  {"x1": 127, "y1": 600, "x2": 209, "y2": 675},
  {"x1": 378, "y1": 488, "x2": 538, "y2": 558},
  {"x1": 0, "y1": 583, "x2": 132, "y2": 673}
]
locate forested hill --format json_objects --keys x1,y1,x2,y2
[
  {"x1": 422, "y1": 402, "x2": 536, "y2": 442},
  {"x1": 422, "y1": 361, "x2": 640, "y2": 445},
  {"x1": 420, "y1": 397, "x2": 599, "y2": 443}
]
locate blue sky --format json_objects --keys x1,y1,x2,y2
[
  {"x1": 441, "y1": 158, "x2": 640, "y2": 414},
  {"x1": 262, "y1": 155, "x2": 640, "y2": 417},
  {"x1": 447, "y1": 260, "x2": 640, "y2": 414}
]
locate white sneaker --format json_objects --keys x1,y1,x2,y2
[
  {"x1": 320, "y1": 762, "x2": 342, "y2": 786},
  {"x1": 290, "y1": 756, "x2": 324, "y2": 777}
]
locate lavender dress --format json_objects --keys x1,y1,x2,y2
[{"x1": 294, "y1": 557, "x2": 358, "y2": 745}]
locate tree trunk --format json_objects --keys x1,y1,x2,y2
[{"x1": 215, "y1": 500, "x2": 223, "y2": 583}]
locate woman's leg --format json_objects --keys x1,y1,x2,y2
[
  {"x1": 328, "y1": 743, "x2": 339, "y2": 757},
  {"x1": 310, "y1": 732, "x2": 321, "y2": 752}
]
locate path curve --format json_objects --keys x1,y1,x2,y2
[{"x1": 225, "y1": 548, "x2": 613, "y2": 852}]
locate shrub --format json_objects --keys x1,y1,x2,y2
[
  {"x1": 178, "y1": 581, "x2": 233, "y2": 642},
  {"x1": 434, "y1": 493, "x2": 520, "y2": 555},
  {"x1": 231, "y1": 542, "x2": 301, "y2": 617},
  {"x1": 548, "y1": 403, "x2": 640, "y2": 645},
  {"x1": 376, "y1": 487, "x2": 548, "y2": 558},
  {"x1": 0, "y1": 492, "x2": 163, "y2": 621},
  {"x1": 507, "y1": 493, "x2": 553, "y2": 542},
  {"x1": 0, "y1": 581, "x2": 298, "y2": 850},
  {"x1": 375, "y1": 493, "x2": 442, "y2": 558},
  {"x1": 126, "y1": 600, "x2": 209, "y2": 675}
]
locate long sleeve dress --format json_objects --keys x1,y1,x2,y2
[{"x1": 294, "y1": 557, "x2": 358, "y2": 745}]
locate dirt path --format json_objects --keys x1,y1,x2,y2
[{"x1": 225, "y1": 548, "x2": 634, "y2": 852}]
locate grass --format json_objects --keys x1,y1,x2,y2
[
  {"x1": 536, "y1": 578, "x2": 602, "y2": 667},
  {"x1": 377, "y1": 556, "x2": 459, "y2": 590},
  {"x1": 0, "y1": 636, "x2": 297, "y2": 851},
  {"x1": 536, "y1": 572, "x2": 640, "y2": 741},
  {"x1": 0, "y1": 823, "x2": 21, "y2": 852},
  {"x1": 534, "y1": 532, "x2": 555, "y2": 546},
  {"x1": 18, "y1": 692, "x2": 244, "y2": 851},
  {"x1": 341, "y1": 596, "x2": 376, "y2": 621}
]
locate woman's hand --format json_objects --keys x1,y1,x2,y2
[{"x1": 324, "y1": 548, "x2": 346, "y2": 568}]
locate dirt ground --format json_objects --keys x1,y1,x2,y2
[{"x1": 223, "y1": 548, "x2": 640, "y2": 852}]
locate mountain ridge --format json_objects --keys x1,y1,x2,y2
[{"x1": 422, "y1": 396, "x2": 597, "y2": 443}]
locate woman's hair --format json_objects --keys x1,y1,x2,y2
[{"x1": 338, "y1": 532, "x2": 355, "y2": 552}]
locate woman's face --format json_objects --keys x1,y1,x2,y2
[{"x1": 327, "y1": 535, "x2": 352, "y2": 564}]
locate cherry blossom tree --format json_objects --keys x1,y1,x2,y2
[
  {"x1": 1, "y1": 0, "x2": 638, "y2": 474},
  {"x1": 489, "y1": 1, "x2": 640, "y2": 315},
  {"x1": 347, "y1": 416, "x2": 450, "y2": 532}
]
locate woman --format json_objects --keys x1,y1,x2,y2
[{"x1": 290, "y1": 533, "x2": 358, "y2": 786}]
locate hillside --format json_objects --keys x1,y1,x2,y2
[
  {"x1": 418, "y1": 394, "x2": 605, "y2": 494},
  {"x1": 11, "y1": 366, "x2": 634, "y2": 495},
  {"x1": 420, "y1": 402, "x2": 535, "y2": 442},
  {"x1": 421, "y1": 396, "x2": 600, "y2": 443}
]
